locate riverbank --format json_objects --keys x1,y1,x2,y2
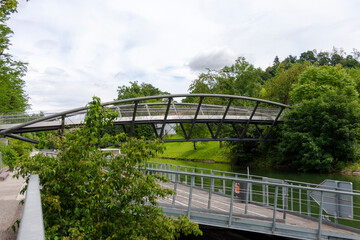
[
  {"x1": 160, "y1": 141, "x2": 360, "y2": 175},
  {"x1": 159, "y1": 141, "x2": 231, "y2": 163}
]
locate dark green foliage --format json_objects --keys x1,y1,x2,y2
[
  {"x1": 0, "y1": 138, "x2": 32, "y2": 168},
  {"x1": 279, "y1": 66, "x2": 360, "y2": 172},
  {"x1": 279, "y1": 95, "x2": 360, "y2": 172},
  {"x1": 283, "y1": 48, "x2": 360, "y2": 68},
  {"x1": 0, "y1": 0, "x2": 28, "y2": 113},
  {"x1": 185, "y1": 57, "x2": 264, "y2": 105},
  {"x1": 117, "y1": 81, "x2": 169, "y2": 100},
  {"x1": 16, "y1": 97, "x2": 201, "y2": 239},
  {"x1": 299, "y1": 50, "x2": 317, "y2": 64},
  {"x1": 261, "y1": 62, "x2": 310, "y2": 104}
]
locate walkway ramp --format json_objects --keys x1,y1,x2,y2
[
  {"x1": 148, "y1": 162, "x2": 360, "y2": 240},
  {"x1": 0, "y1": 170, "x2": 25, "y2": 240}
]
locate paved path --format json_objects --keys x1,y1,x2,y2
[{"x1": 0, "y1": 170, "x2": 25, "y2": 240}]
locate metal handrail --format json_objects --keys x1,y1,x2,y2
[
  {"x1": 146, "y1": 162, "x2": 360, "y2": 239},
  {"x1": 17, "y1": 174, "x2": 45, "y2": 240},
  {"x1": 148, "y1": 167, "x2": 360, "y2": 197}
]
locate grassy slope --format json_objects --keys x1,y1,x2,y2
[{"x1": 158, "y1": 140, "x2": 231, "y2": 163}]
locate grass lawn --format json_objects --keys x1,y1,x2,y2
[{"x1": 158, "y1": 136, "x2": 231, "y2": 163}]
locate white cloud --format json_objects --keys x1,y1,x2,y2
[
  {"x1": 187, "y1": 47, "x2": 236, "y2": 71},
  {"x1": 6, "y1": 0, "x2": 360, "y2": 111}
]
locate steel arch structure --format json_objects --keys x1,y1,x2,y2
[{"x1": 0, "y1": 94, "x2": 291, "y2": 144}]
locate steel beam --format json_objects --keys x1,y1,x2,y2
[
  {"x1": 231, "y1": 123, "x2": 240, "y2": 139},
  {"x1": 188, "y1": 96, "x2": 204, "y2": 140},
  {"x1": 206, "y1": 123, "x2": 215, "y2": 139},
  {"x1": 151, "y1": 123, "x2": 159, "y2": 138},
  {"x1": 160, "y1": 97, "x2": 172, "y2": 138},
  {"x1": 240, "y1": 101, "x2": 259, "y2": 138},
  {"x1": 5, "y1": 133, "x2": 39, "y2": 144},
  {"x1": 215, "y1": 98, "x2": 233, "y2": 138},
  {"x1": 179, "y1": 123, "x2": 188, "y2": 139},
  {"x1": 264, "y1": 107, "x2": 285, "y2": 139},
  {"x1": 129, "y1": 101, "x2": 138, "y2": 138}
]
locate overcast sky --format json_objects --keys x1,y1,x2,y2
[{"x1": 7, "y1": 0, "x2": 360, "y2": 112}]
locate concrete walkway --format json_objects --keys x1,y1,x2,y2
[{"x1": 0, "y1": 169, "x2": 25, "y2": 240}]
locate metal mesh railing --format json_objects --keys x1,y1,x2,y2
[{"x1": 147, "y1": 162, "x2": 360, "y2": 235}]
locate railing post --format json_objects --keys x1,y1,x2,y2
[
  {"x1": 222, "y1": 172, "x2": 226, "y2": 194},
  {"x1": 201, "y1": 169, "x2": 203, "y2": 189},
  {"x1": 185, "y1": 167, "x2": 188, "y2": 184},
  {"x1": 262, "y1": 184, "x2": 265, "y2": 205},
  {"x1": 249, "y1": 177, "x2": 253, "y2": 202},
  {"x1": 170, "y1": 164, "x2": 173, "y2": 181},
  {"x1": 228, "y1": 181, "x2": 235, "y2": 227},
  {"x1": 211, "y1": 170, "x2": 214, "y2": 192},
  {"x1": 172, "y1": 168, "x2": 178, "y2": 205},
  {"x1": 291, "y1": 184, "x2": 293, "y2": 211},
  {"x1": 245, "y1": 180, "x2": 250, "y2": 214},
  {"x1": 318, "y1": 191, "x2": 324, "y2": 240},
  {"x1": 165, "y1": 163, "x2": 168, "y2": 179},
  {"x1": 307, "y1": 184, "x2": 311, "y2": 216},
  {"x1": 272, "y1": 186, "x2": 279, "y2": 234},
  {"x1": 176, "y1": 165, "x2": 180, "y2": 183},
  {"x1": 188, "y1": 176, "x2": 195, "y2": 218},
  {"x1": 283, "y1": 186, "x2": 288, "y2": 220},
  {"x1": 208, "y1": 172, "x2": 214, "y2": 209},
  {"x1": 299, "y1": 188, "x2": 302, "y2": 214}
]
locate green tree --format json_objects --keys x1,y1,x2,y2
[
  {"x1": 185, "y1": 57, "x2": 264, "y2": 105},
  {"x1": 16, "y1": 97, "x2": 201, "y2": 239},
  {"x1": 299, "y1": 50, "x2": 317, "y2": 64},
  {"x1": 279, "y1": 66, "x2": 360, "y2": 172},
  {"x1": 0, "y1": 0, "x2": 28, "y2": 113},
  {"x1": 117, "y1": 81, "x2": 169, "y2": 100},
  {"x1": 183, "y1": 57, "x2": 265, "y2": 152},
  {"x1": 115, "y1": 81, "x2": 170, "y2": 139},
  {"x1": 291, "y1": 65, "x2": 358, "y2": 103},
  {"x1": 261, "y1": 62, "x2": 310, "y2": 104}
]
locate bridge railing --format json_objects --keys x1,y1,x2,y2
[
  {"x1": 17, "y1": 174, "x2": 45, "y2": 240},
  {"x1": 1, "y1": 94, "x2": 291, "y2": 144},
  {"x1": 147, "y1": 162, "x2": 360, "y2": 237},
  {"x1": 0, "y1": 112, "x2": 47, "y2": 124}
]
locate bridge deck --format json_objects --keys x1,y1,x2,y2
[
  {"x1": 0, "y1": 115, "x2": 277, "y2": 132},
  {"x1": 158, "y1": 182, "x2": 360, "y2": 240}
]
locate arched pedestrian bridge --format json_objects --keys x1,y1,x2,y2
[{"x1": 0, "y1": 94, "x2": 290, "y2": 144}]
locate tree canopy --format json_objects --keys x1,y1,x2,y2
[
  {"x1": 16, "y1": 97, "x2": 201, "y2": 239},
  {"x1": 185, "y1": 57, "x2": 264, "y2": 105},
  {"x1": 183, "y1": 48, "x2": 360, "y2": 172},
  {"x1": 117, "y1": 81, "x2": 169, "y2": 100},
  {"x1": 0, "y1": 0, "x2": 28, "y2": 113},
  {"x1": 279, "y1": 66, "x2": 360, "y2": 171}
]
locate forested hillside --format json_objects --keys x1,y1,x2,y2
[{"x1": 182, "y1": 48, "x2": 360, "y2": 172}]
